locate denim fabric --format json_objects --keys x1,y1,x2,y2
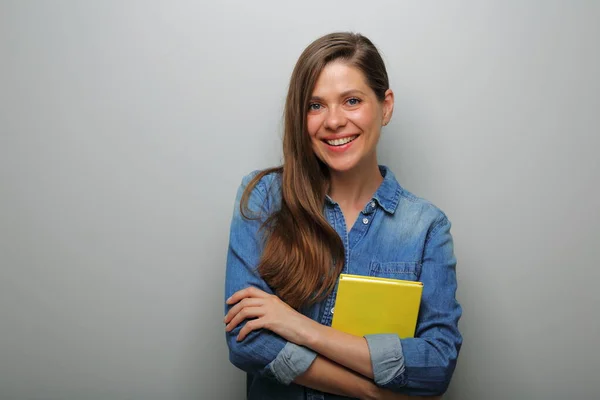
[{"x1": 224, "y1": 166, "x2": 462, "y2": 399}]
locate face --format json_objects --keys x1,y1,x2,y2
[{"x1": 306, "y1": 61, "x2": 393, "y2": 174}]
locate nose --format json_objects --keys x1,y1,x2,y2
[{"x1": 324, "y1": 106, "x2": 347, "y2": 131}]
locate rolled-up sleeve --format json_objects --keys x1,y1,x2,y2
[
  {"x1": 267, "y1": 342, "x2": 318, "y2": 384},
  {"x1": 365, "y1": 334, "x2": 407, "y2": 387},
  {"x1": 365, "y1": 214, "x2": 463, "y2": 396},
  {"x1": 225, "y1": 173, "x2": 317, "y2": 384}
]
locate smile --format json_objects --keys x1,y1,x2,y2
[{"x1": 324, "y1": 135, "x2": 358, "y2": 146}]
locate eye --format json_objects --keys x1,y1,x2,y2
[
  {"x1": 308, "y1": 103, "x2": 322, "y2": 111},
  {"x1": 346, "y1": 97, "x2": 361, "y2": 106}
]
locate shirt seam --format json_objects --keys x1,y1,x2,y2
[{"x1": 425, "y1": 214, "x2": 449, "y2": 247}]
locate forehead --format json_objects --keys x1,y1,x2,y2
[{"x1": 311, "y1": 61, "x2": 370, "y2": 96}]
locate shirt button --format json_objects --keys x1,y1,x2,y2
[
  {"x1": 331, "y1": 307, "x2": 334, "y2": 314},
  {"x1": 370, "y1": 201, "x2": 376, "y2": 207},
  {"x1": 362, "y1": 218, "x2": 369, "y2": 224}
]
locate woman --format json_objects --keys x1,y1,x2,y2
[{"x1": 223, "y1": 32, "x2": 462, "y2": 399}]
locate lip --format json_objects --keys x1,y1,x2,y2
[{"x1": 321, "y1": 134, "x2": 360, "y2": 153}]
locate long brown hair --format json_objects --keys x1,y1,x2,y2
[{"x1": 241, "y1": 32, "x2": 390, "y2": 310}]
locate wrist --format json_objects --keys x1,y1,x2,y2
[{"x1": 300, "y1": 318, "x2": 323, "y2": 349}]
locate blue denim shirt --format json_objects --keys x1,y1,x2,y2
[{"x1": 224, "y1": 166, "x2": 462, "y2": 399}]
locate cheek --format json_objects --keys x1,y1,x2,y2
[
  {"x1": 306, "y1": 115, "x2": 321, "y2": 138},
  {"x1": 350, "y1": 106, "x2": 378, "y2": 130}
]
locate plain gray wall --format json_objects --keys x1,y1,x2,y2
[{"x1": 1, "y1": 1, "x2": 599, "y2": 399}]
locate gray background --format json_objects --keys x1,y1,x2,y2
[{"x1": 1, "y1": 1, "x2": 599, "y2": 399}]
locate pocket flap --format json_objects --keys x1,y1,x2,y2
[{"x1": 369, "y1": 261, "x2": 421, "y2": 281}]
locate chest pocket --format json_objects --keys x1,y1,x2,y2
[{"x1": 369, "y1": 261, "x2": 421, "y2": 281}]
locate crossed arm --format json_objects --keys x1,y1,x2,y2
[
  {"x1": 224, "y1": 175, "x2": 458, "y2": 398},
  {"x1": 225, "y1": 287, "x2": 440, "y2": 400}
]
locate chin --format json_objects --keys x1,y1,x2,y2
[{"x1": 323, "y1": 159, "x2": 362, "y2": 174}]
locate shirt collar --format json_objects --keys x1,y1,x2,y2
[
  {"x1": 372, "y1": 165, "x2": 401, "y2": 214},
  {"x1": 324, "y1": 165, "x2": 401, "y2": 214}
]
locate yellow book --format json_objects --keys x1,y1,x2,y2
[{"x1": 331, "y1": 273, "x2": 423, "y2": 338}]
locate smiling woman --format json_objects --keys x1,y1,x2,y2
[
  {"x1": 307, "y1": 62, "x2": 393, "y2": 174},
  {"x1": 224, "y1": 32, "x2": 461, "y2": 400}
]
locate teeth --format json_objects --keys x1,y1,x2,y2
[{"x1": 326, "y1": 135, "x2": 358, "y2": 146}]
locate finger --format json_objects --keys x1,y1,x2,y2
[
  {"x1": 237, "y1": 319, "x2": 262, "y2": 341},
  {"x1": 228, "y1": 287, "x2": 269, "y2": 304},
  {"x1": 226, "y1": 286, "x2": 269, "y2": 305},
  {"x1": 226, "y1": 306, "x2": 264, "y2": 332},
  {"x1": 223, "y1": 298, "x2": 263, "y2": 323}
]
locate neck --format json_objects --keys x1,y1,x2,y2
[{"x1": 328, "y1": 161, "x2": 383, "y2": 209}]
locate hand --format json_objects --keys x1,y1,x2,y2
[{"x1": 224, "y1": 287, "x2": 317, "y2": 344}]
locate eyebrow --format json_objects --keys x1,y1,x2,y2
[{"x1": 310, "y1": 89, "x2": 367, "y2": 102}]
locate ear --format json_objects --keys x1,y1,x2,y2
[{"x1": 381, "y1": 89, "x2": 394, "y2": 126}]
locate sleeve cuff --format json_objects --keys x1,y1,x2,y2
[
  {"x1": 365, "y1": 334, "x2": 407, "y2": 387},
  {"x1": 266, "y1": 342, "x2": 317, "y2": 385}
]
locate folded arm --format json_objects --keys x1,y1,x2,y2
[
  {"x1": 226, "y1": 175, "x2": 459, "y2": 397},
  {"x1": 296, "y1": 356, "x2": 441, "y2": 400},
  {"x1": 225, "y1": 174, "x2": 317, "y2": 382},
  {"x1": 299, "y1": 215, "x2": 462, "y2": 396},
  {"x1": 225, "y1": 174, "x2": 417, "y2": 399}
]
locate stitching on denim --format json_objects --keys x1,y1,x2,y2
[
  {"x1": 425, "y1": 214, "x2": 449, "y2": 247},
  {"x1": 254, "y1": 174, "x2": 270, "y2": 213},
  {"x1": 377, "y1": 270, "x2": 418, "y2": 275},
  {"x1": 378, "y1": 336, "x2": 406, "y2": 387},
  {"x1": 349, "y1": 207, "x2": 376, "y2": 250},
  {"x1": 390, "y1": 185, "x2": 401, "y2": 212},
  {"x1": 371, "y1": 261, "x2": 421, "y2": 276},
  {"x1": 379, "y1": 185, "x2": 401, "y2": 214},
  {"x1": 397, "y1": 186, "x2": 419, "y2": 203},
  {"x1": 376, "y1": 262, "x2": 419, "y2": 266}
]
